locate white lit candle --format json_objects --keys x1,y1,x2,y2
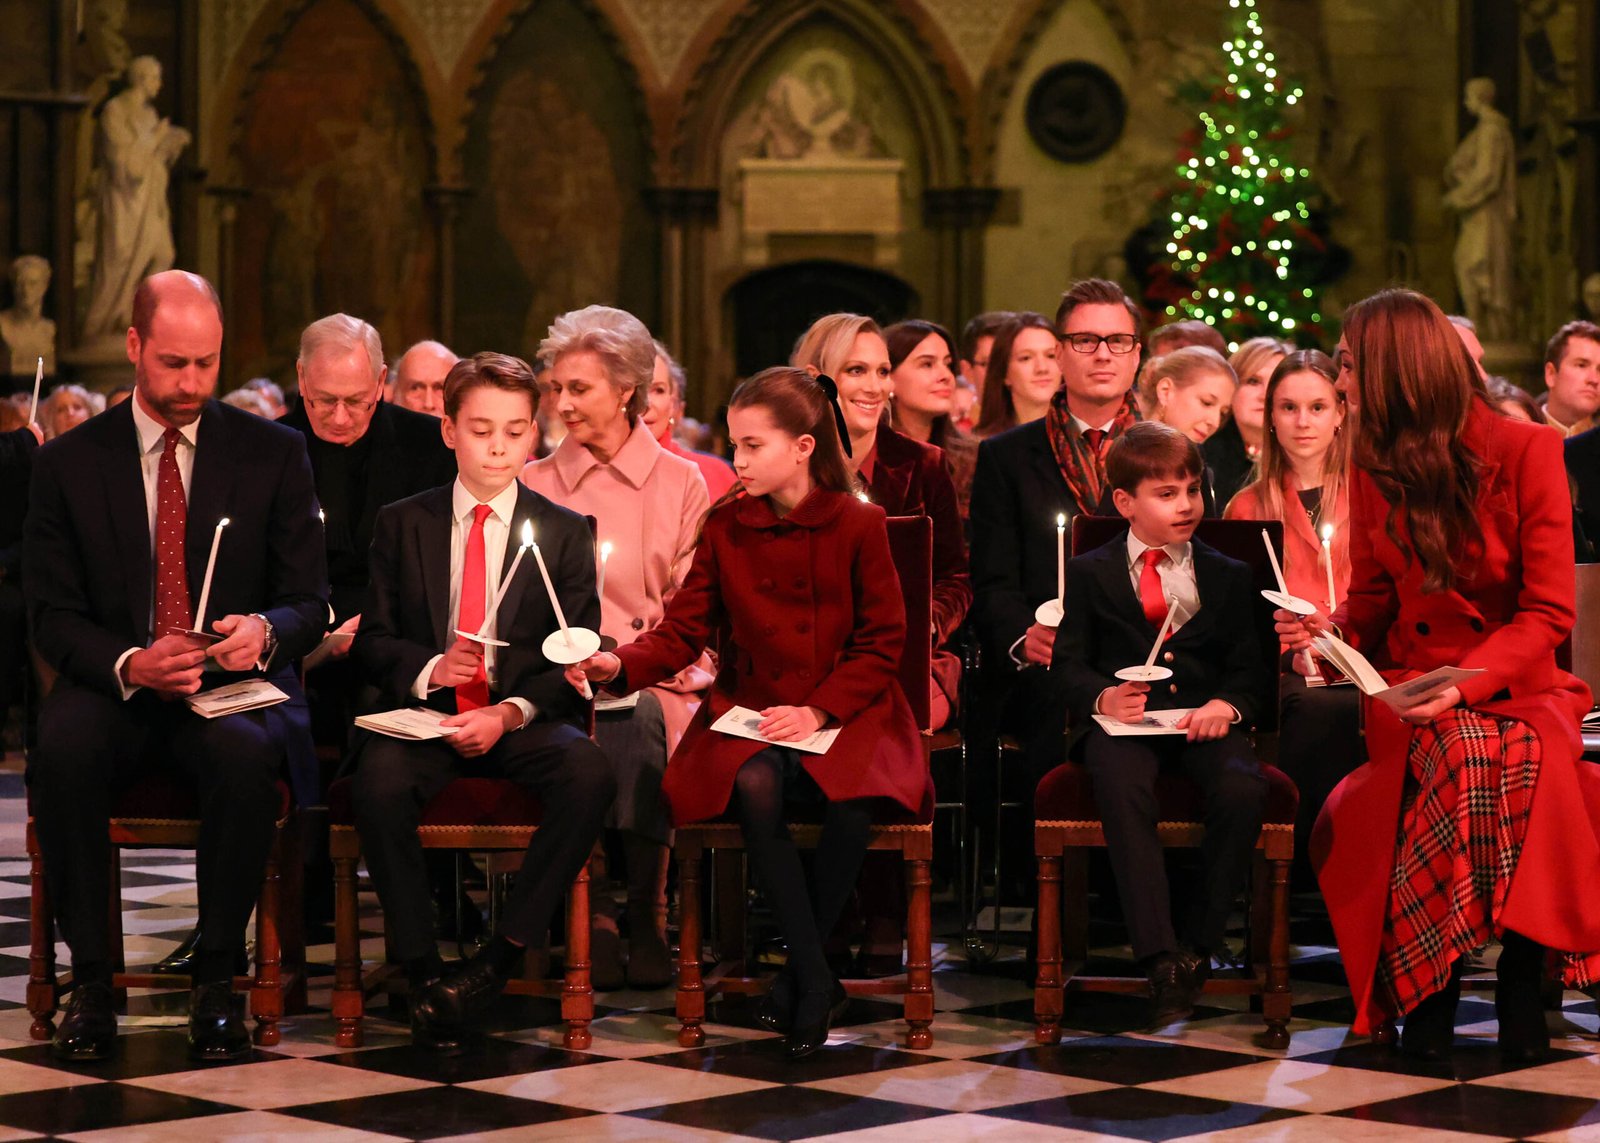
[
  {"x1": 481, "y1": 521, "x2": 533, "y2": 638},
  {"x1": 1144, "y1": 595, "x2": 1178, "y2": 668},
  {"x1": 1055, "y1": 513, "x2": 1067, "y2": 608},
  {"x1": 529, "y1": 524, "x2": 575, "y2": 649},
  {"x1": 194, "y1": 517, "x2": 230, "y2": 633},
  {"x1": 28, "y1": 357, "x2": 42, "y2": 428},
  {"x1": 1320, "y1": 523, "x2": 1337, "y2": 612},
  {"x1": 597, "y1": 540, "x2": 613, "y2": 605},
  {"x1": 1261, "y1": 527, "x2": 1289, "y2": 596}
]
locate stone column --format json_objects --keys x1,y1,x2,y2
[
  {"x1": 648, "y1": 186, "x2": 718, "y2": 414},
  {"x1": 425, "y1": 184, "x2": 471, "y2": 345},
  {"x1": 924, "y1": 186, "x2": 1001, "y2": 331},
  {"x1": 204, "y1": 184, "x2": 251, "y2": 388}
]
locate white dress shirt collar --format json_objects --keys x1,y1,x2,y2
[
  {"x1": 1125, "y1": 530, "x2": 1192, "y2": 571},
  {"x1": 451, "y1": 477, "x2": 520, "y2": 527},
  {"x1": 130, "y1": 391, "x2": 199, "y2": 454}
]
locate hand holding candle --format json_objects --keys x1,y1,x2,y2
[{"x1": 1260, "y1": 527, "x2": 1317, "y2": 616}]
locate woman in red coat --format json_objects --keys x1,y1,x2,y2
[
  {"x1": 1279, "y1": 289, "x2": 1600, "y2": 1063},
  {"x1": 568, "y1": 366, "x2": 927, "y2": 1059}
]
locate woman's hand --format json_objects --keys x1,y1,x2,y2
[
  {"x1": 1396, "y1": 686, "x2": 1462, "y2": 726},
  {"x1": 758, "y1": 705, "x2": 827, "y2": 742},
  {"x1": 565, "y1": 652, "x2": 620, "y2": 693}
]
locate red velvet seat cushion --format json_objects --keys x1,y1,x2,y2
[
  {"x1": 108, "y1": 772, "x2": 292, "y2": 823},
  {"x1": 326, "y1": 776, "x2": 544, "y2": 829},
  {"x1": 1035, "y1": 761, "x2": 1298, "y2": 826}
]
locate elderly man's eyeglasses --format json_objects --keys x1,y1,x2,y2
[
  {"x1": 1063, "y1": 333, "x2": 1139, "y2": 355},
  {"x1": 303, "y1": 395, "x2": 379, "y2": 414}
]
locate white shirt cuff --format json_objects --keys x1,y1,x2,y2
[
  {"x1": 414, "y1": 655, "x2": 443, "y2": 700},
  {"x1": 114, "y1": 647, "x2": 141, "y2": 701},
  {"x1": 1008, "y1": 632, "x2": 1030, "y2": 668},
  {"x1": 503, "y1": 698, "x2": 536, "y2": 730}
]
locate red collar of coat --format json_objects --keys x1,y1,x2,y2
[{"x1": 733, "y1": 487, "x2": 849, "y2": 530}]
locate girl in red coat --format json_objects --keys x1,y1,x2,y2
[
  {"x1": 567, "y1": 366, "x2": 928, "y2": 1059},
  {"x1": 1279, "y1": 289, "x2": 1600, "y2": 1063}
]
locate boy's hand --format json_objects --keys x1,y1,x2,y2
[
  {"x1": 430, "y1": 637, "x2": 485, "y2": 689},
  {"x1": 758, "y1": 705, "x2": 827, "y2": 742},
  {"x1": 1176, "y1": 699, "x2": 1236, "y2": 742},
  {"x1": 440, "y1": 704, "x2": 516, "y2": 757},
  {"x1": 1022, "y1": 622, "x2": 1057, "y2": 665},
  {"x1": 1096, "y1": 681, "x2": 1149, "y2": 723}
]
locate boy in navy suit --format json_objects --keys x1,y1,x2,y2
[{"x1": 1052, "y1": 422, "x2": 1271, "y2": 1026}]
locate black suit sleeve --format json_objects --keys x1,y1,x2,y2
[
  {"x1": 1052, "y1": 557, "x2": 1116, "y2": 725},
  {"x1": 1207, "y1": 562, "x2": 1273, "y2": 727},
  {"x1": 23, "y1": 444, "x2": 134, "y2": 693},
  {"x1": 261, "y1": 433, "x2": 331, "y2": 666},
  {"x1": 352, "y1": 503, "x2": 438, "y2": 702},
  {"x1": 969, "y1": 437, "x2": 1033, "y2": 661}
]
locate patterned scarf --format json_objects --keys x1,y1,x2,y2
[{"x1": 1044, "y1": 389, "x2": 1141, "y2": 512}]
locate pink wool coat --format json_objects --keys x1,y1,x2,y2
[{"x1": 522, "y1": 419, "x2": 714, "y2": 752}]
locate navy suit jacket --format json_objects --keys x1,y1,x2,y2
[
  {"x1": 1050, "y1": 532, "x2": 1273, "y2": 753},
  {"x1": 23, "y1": 398, "x2": 330, "y2": 804},
  {"x1": 1564, "y1": 425, "x2": 1600, "y2": 562},
  {"x1": 352, "y1": 482, "x2": 598, "y2": 730}
]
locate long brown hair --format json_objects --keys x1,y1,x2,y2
[
  {"x1": 884, "y1": 318, "x2": 960, "y2": 449},
  {"x1": 728, "y1": 366, "x2": 857, "y2": 496},
  {"x1": 974, "y1": 311, "x2": 1058, "y2": 437},
  {"x1": 1230, "y1": 349, "x2": 1350, "y2": 584},
  {"x1": 1342, "y1": 288, "x2": 1483, "y2": 593}
]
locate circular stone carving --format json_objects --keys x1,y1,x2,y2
[{"x1": 1025, "y1": 61, "x2": 1126, "y2": 163}]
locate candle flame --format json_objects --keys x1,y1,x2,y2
[
  {"x1": 1320, "y1": 523, "x2": 1334, "y2": 542},
  {"x1": 1056, "y1": 513, "x2": 1066, "y2": 527},
  {"x1": 218, "y1": 517, "x2": 230, "y2": 528},
  {"x1": 522, "y1": 520, "x2": 535, "y2": 548},
  {"x1": 856, "y1": 490, "x2": 870, "y2": 503},
  {"x1": 35, "y1": 358, "x2": 43, "y2": 381},
  {"x1": 600, "y1": 541, "x2": 614, "y2": 560}
]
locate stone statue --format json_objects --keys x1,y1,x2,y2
[
  {"x1": 0, "y1": 255, "x2": 57, "y2": 377},
  {"x1": 747, "y1": 49, "x2": 882, "y2": 160},
  {"x1": 81, "y1": 55, "x2": 190, "y2": 339},
  {"x1": 1443, "y1": 77, "x2": 1517, "y2": 342}
]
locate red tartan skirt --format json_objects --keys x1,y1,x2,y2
[{"x1": 1377, "y1": 710, "x2": 1600, "y2": 1019}]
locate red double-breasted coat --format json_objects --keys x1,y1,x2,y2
[
  {"x1": 612, "y1": 488, "x2": 929, "y2": 826},
  {"x1": 1312, "y1": 400, "x2": 1600, "y2": 1033}
]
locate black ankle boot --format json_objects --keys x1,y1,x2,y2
[
  {"x1": 1496, "y1": 930, "x2": 1550, "y2": 1064},
  {"x1": 785, "y1": 979, "x2": 848, "y2": 1060},
  {"x1": 1400, "y1": 970, "x2": 1461, "y2": 1061}
]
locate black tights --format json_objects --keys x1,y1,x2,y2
[{"x1": 733, "y1": 749, "x2": 873, "y2": 994}]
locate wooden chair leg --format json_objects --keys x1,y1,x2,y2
[
  {"x1": 1034, "y1": 851, "x2": 1064, "y2": 1045},
  {"x1": 562, "y1": 857, "x2": 594, "y2": 1051},
  {"x1": 675, "y1": 841, "x2": 706, "y2": 1047},
  {"x1": 251, "y1": 828, "x2": 284, "y2": 1046},
  {"x1": 331, "y1": 846, "x2": 364, "y2": 1048},
  {"x1": 903, "y1": 854, "x2": 934, "y2": 1050},
  {"x1": 1261, "y1": 855, "x2": 1292, "y2": 1050},
  {"x1": 26, "y1": 820, "x2": 56, "y2": 1041}
]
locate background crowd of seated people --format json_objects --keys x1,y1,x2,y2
[{"x1": 11, "y1": 265, "x2": 1600, "y2": 1066}]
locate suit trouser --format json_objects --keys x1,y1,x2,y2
[
  {"x1": 352, "y1": 721, "x2": 616, "y2": 963},
  {"x1": 1082, "y1": 727, "x2": 1265, "y2": 961},
  {"x1": 30, "y1": 683, "x2": 284, "y2": 969}
]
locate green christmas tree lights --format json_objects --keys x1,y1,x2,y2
[{"x1": 1147, "y1": 0, "x2": 1332, "y2": 345}]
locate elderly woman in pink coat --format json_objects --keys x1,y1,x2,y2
[{"x1": 522, "y1": 305, "x2": 712, "y2": 991}]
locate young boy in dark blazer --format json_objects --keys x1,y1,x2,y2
[
  {"x1": 1052, "y1": 421, "x2": 1271, "y2": 1026},
  {"x1": 351, "y1": 352, "x2": 615, "y2": 1053}
]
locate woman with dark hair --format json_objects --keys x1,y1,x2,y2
[
  {"x1": 884, "y1": 319, "x2": 978, "y2": 519},
  {"x1": 1279, "y1": 289, "x2": 1600, "y2": 1063},
  {"x1": 973, "y1": 312, "x2": 1061, "y2": 438}
]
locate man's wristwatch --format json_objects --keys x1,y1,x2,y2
[{"x1": 249, "y1": 612, "x2": 278, "y2": 667}]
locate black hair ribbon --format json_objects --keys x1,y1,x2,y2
[{"x1": 813, "y1": 373, "x2": 853, "y2": 458}]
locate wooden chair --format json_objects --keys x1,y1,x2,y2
[
  {"x1": 673, "y1": 514, "x2": 938, "y2": 1049},
  {"x1": 1032, "y1": 516, "x2": 1298, "y2": 1049},
  {"x1": 326, "y1": 776, "x2": 595, "y2": 1049},
  {"x1": 1570, "y1": 563, "x2": 1600, "y2": 758},
  {"x1": 27, "y1": 774, "x2": 305, "y2": 1047}
]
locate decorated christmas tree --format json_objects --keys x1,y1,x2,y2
[{"x1": 1142, "y1": 0, "x2": 1341, "y2": 346}]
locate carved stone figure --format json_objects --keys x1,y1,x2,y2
[
  {"x1": 81, "y1": 55, "x2": 190, "y2": 339},
  {"x1": 1443, "y1": 77, "x2": 1517, "y2": 342},
  {"x1": 747, "y1": 49, "x2": 883, "y2": 160},
  {"x1": 0, "y1": 255, "x2": 57, "y2": 376}
]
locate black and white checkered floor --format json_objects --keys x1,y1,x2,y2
[{"x1": 2, "y1": 778, "x2": 1600, "y2": 1140}]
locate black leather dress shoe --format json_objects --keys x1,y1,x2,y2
[
  {"x1": 1147, "y1": 953, "x2": 1200, "y2": 1028},
  {"x1": 188, "y1": 981, "x2": 251, "y2": 1061},
  {"x1": 756, "y1": 969, "x2": 797, "y2": 1033},
  {"x1": 52, "y1": 982, "x2": 117, "y2": 1062},
  {"x1": 154, "y1": 928, "x2": 249, "y2": 978},
  {"x1": 411, "y1": 956, "x2": 508, "y2": 1053},
  {"x1": 785, "y1": 980, "x2": 848, "y2": 1060},
  {"x1": 1400, "y1": 972, "x2": 1461, "y2": 1062}
]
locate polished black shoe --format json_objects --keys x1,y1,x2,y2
[
  {"x1": 756, "y1": 969, "x2": 797, "y2": 1033},
  {"x1": 785, "y1": 980, "x2": 848, "y2": 1060},
  {"x1": 1147, "y1": 953, "x2": 1200, "y2": 1028},
  {"x1": 153, "y1": 928, "x2": 249, "y2": 978},
  {"x1": 411, "y1": 956, "x2": 508, "y2": 1053},
  {"x1": 1496, "y1": 934, "x2": 1551, "y2": 1063},
  {"x1": 187, "y1": 981, "x2": 251, "y2": 1062},
  {"x1": 52, "y1": 982, "x2": 116, "y2": 1062},
  {"x1": 1400, "y1": 974, "x2": 1461, "y2": 1062}
]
